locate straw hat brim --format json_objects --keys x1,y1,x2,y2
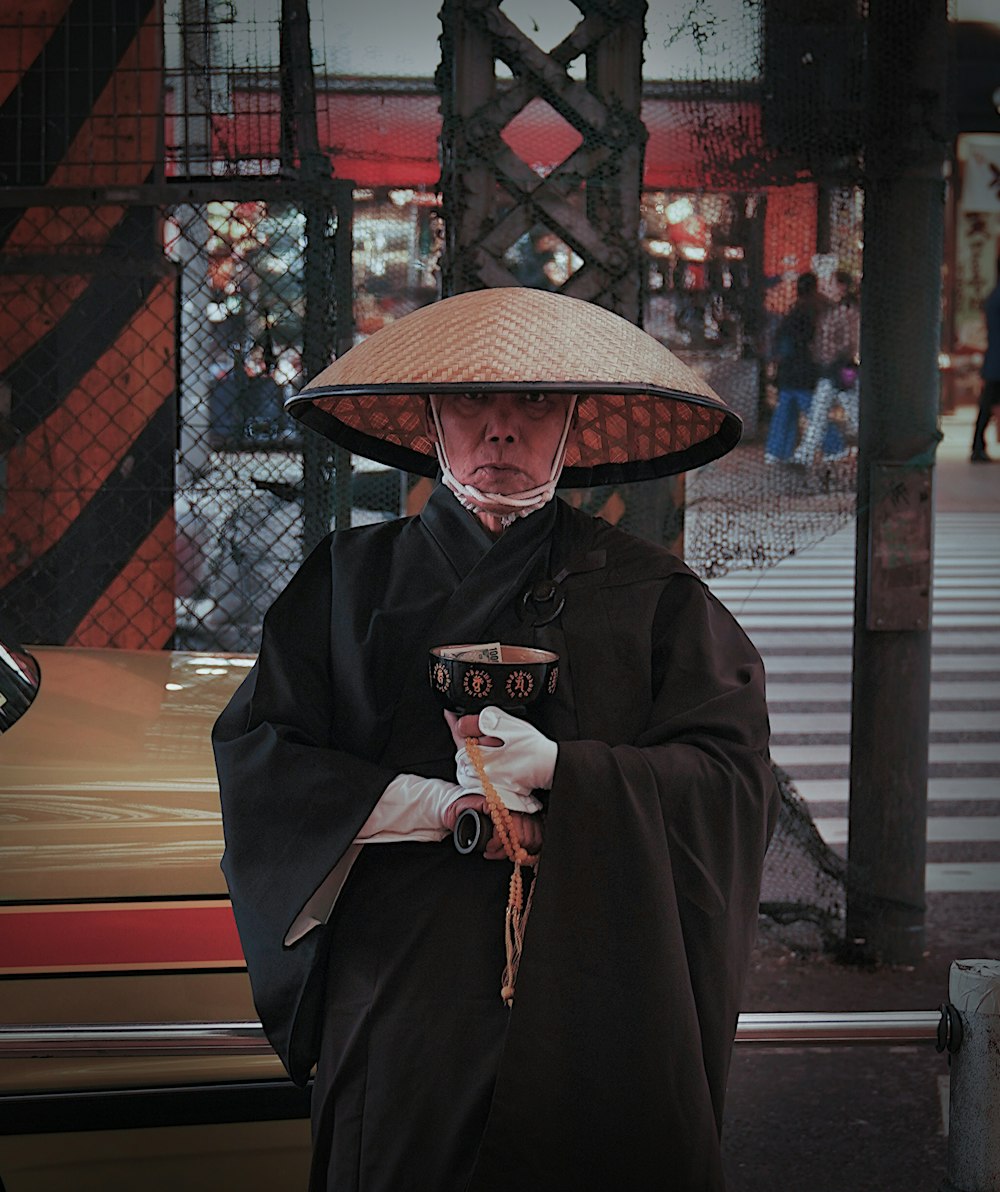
[{"x1": 287, "y1": 288, "x2": 742, "y2": 487}]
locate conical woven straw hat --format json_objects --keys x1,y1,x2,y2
[{"x1": 288, "y1": 287, "x2": 740, "y2": 486}]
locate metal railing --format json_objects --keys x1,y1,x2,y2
[{"x1": 0, "y1": 1010, "x2": 943, "y2": 1059}]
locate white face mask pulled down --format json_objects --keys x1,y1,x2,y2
[{"x1": 428, "y1": 395, "x2": 577, "y2": 527}]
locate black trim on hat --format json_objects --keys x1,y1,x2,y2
[{"x1": 286, "y1": 382, "x2": 743, "y2": 488}]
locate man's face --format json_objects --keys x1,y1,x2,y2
[{"x1": 431, "y1": 392, "x2": 575, "y2": 497}]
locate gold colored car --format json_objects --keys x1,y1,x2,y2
[{"x1": 0, "y1": 642, "x2": 311, "y2": 1191}]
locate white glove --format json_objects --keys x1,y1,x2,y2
[
  {"x1": 355, "y1": 772, "x2": 465, "y2": 842},
  {"x1": 287, "y1": 772, "x2": 469, "y2": 945},
  {"x1": 455, "y1": 706, "x2": 557, "y2": 814}
]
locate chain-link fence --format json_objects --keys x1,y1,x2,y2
[{"x1": 0, "y1": 1, "x2": 442, "y2": 652}]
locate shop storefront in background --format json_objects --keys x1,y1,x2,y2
[
  {"x1": 944, "y1": 134, "x2": 1000, "y2": 410},
  {"x1": 351, "y1": 188, "x2": 442, "y2": 338},
  {"x1": 181, "y1": 79, "x2": 870, "y2": 452},
  {"x1": 643, "y1": 191, "x2": 756, "y2": 354}
]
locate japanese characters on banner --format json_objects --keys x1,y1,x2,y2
[
  {"x1": 962, "y1": 140, "x2": 1000, "y2": 214},
  {"x1": 955, "y1": 136, "x2": 1000, "y2": 357}
]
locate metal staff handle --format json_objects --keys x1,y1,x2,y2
[{"x1": 453, "y1": 807, "x2": 493, "y2": 854}]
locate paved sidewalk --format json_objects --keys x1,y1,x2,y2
[{"x1": 937, "y1": 405, "x2": 1000, "y2": 513}]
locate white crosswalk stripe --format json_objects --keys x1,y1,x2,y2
[
  {"x1": 793, "y1": 777, "x2": 998, "y2": 803},
  {"x1": 705, "y1": 511, "x2": 1000, "y2": 894},
  {"x1": 812, "y1": 817, "x2": 1000, "y2": 844}
]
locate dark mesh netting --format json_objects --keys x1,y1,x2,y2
[
  {"x1": 4, "y1": 0, "x2": 955, "y2": 948},
  {"x1": 637, "y1": 3, "x2": 864, "y2": 579},
  {"x1": 759, "y1": 765, "x2": 849, "y2": 951}
]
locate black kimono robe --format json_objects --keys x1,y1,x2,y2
[{"x1": 213, "y1": 484, "x2": 779, "y2": 1192}]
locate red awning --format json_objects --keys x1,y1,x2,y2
[{"x1": 196, "y1": 88, "x2": 771, "y2": 191}]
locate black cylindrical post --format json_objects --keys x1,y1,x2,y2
[{"x1": 847, "y1": 0, "x2": 950, "y2": 964}]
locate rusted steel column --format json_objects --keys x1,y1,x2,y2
[
  {"x1": 438, "y1": 0, "x2": 671, "y2": 541},
  {"x1": 438, "y1": 0, "x2": 497, "y2": 297},
  {"x1": 582, "y1": 3, "x2": 672, "y2": 545},
  {"x1": 437, "y1": 0, "x2": 647, "y2": 317},
  {"x1": 585, "y1": 3, "x2": 646, "y2": 325},
  {"x1": 846, "y1": 0, "x2": 949, "y2": 963}
]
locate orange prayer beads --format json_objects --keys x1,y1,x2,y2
[{"x1": 464, "y1": 735, "x2": 537, "y2": 1007}]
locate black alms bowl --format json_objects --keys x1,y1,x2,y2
[{"x1": 428, "y1": 645, "x2": 559, "y2": 716}]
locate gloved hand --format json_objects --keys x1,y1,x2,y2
[
  {"x1": 355, "y1": 772, "x2": 465, "y2": 842},
  {"x1": 450, "y1": 705, "x2": 557, "y2": 813}
]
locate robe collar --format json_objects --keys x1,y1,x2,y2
[
  {"x1": 417, "y1": 481, "x2": 558, "y2": 586},
  {"x1": 362, "y1": 485, "x2": 561, "y2": 771}
]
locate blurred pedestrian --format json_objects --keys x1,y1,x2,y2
[
  {"x1": 971, "y1": 254, "x2": 1000, "y2": 463},
  {"x1": 764, "y1": 272, "x2": 821, "y2": 464},
  {"x1": 209, "y1": 345, "x2": 284, "y2": 450},
  {"x1": 793, "y1": 271, "x2": 860, "y2": 466}
]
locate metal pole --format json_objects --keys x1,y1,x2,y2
[
  {"x1": 942, "y1": 959, "x2": 1000, "y2": 1192},
  {"x1": 175, "y1": 0, "x2": 222, "y2": 485},
  {"x1": 846, "y1": 0, "x2": 949, "y2": 964},
  {"x1": 280, "y1": 0, "x2": 342, "y2": 550},
  {"x1": 0, "y1": 1009, "x2": 945, "y2": 1058}
]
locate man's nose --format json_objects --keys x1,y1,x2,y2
[{"x1": 484, "y1": 401, "x2": 518, "y2": 442}]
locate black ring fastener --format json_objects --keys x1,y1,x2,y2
[
  {"x1": 454, "y1": 808, "x2": 494, "y2": 854},
  {"x1": 518, "y1": 551, "x2": 605, "y2": 627},
  {"x1": 936, "y1": 1002, "x2": 964, "y2": 1055},
  {"x1": 519, "y1": 579, "x2": 566, "y2": 627}
]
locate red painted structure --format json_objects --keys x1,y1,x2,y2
[{"x1": 0, "y1": 0, "x2": 176, "y2": 649}]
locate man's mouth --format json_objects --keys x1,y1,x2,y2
[
  {"x1": 475, "y1": 462, "x2": 517, "y2": 474},
  {"x1": 473, "y1": 463, "x2": 527, "y2": 486}
]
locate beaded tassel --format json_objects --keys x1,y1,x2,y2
[{"x1": 465, "y1": 735, "x2": 536, "y2": 1007}]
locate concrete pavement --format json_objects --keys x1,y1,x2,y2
[{"x1": 936, "y1": 405, "x2": 1000, "y2": 513}]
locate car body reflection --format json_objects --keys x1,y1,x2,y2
[{"x1": 0, "y1": 644, "x2": 311, "y2": 1190}]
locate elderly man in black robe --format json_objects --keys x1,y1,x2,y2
[{"x1": 213, "y1": 287, "x2": 779, "y2": 1192}]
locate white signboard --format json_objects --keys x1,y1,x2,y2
[{"x1": 963, "y1": 142, "x2": 1000, "y2": 214}]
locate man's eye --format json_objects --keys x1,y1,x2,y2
[{"x1": 523, "y1": 393, "x2": 547, "y2": 405}]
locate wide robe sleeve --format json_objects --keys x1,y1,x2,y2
[
  {"x1": 469, "y1": 562, "x2": 779, "y2": 1192},
  {"x1": 212, "y1": 536, "x2": 397, "y2": 1080}
]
